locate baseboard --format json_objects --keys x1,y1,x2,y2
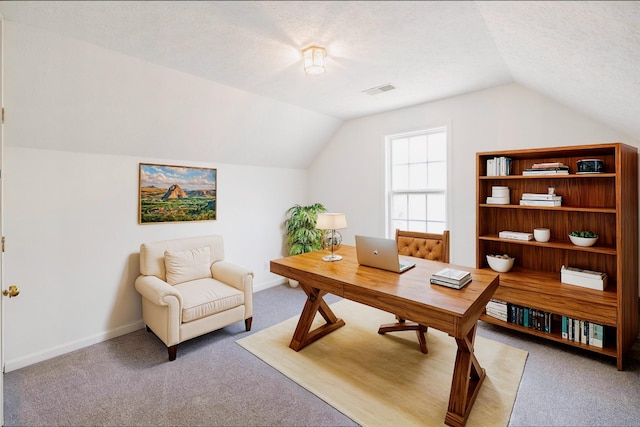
[
  {"x1": 5, "y1": 278, "x2": 288, "y2": 372},
  {"x1": 254, "y1": 277, "x2": 287, "y2": 292},
  {"x1": 4, "y1": 320, "x2": 145, "y2": 373}
]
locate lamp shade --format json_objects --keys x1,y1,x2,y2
[{"x1": 316, "y1": 213, "x2": 347, "y2": 230}]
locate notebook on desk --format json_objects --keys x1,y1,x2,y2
[{"x1": 355, "y1": 235, "x2": 416, "y2": 273}]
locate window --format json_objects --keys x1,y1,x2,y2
[{"x1": 386, "y1": 127, "x2": 447, "y2": 236}]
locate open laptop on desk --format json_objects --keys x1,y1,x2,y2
[{"x1": 355, "y1": 235, "x2": 416, "y2": 273}]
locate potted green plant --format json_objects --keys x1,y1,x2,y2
[
  {"x1": 568, "y1": 230, "x2": 599, "y2": 247},
  {"x1": 284, "y1": 203, "x2": 326, "y2": 287}
]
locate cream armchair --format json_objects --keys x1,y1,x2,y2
[{"x1": 135, "y1": 235, "x2": 253, "y2": 361}]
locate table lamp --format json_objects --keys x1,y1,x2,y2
[{"x1": 316, "y1": 213, "x2": 347, "y2": 261}]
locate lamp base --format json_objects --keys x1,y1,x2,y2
[{"x1": 322, "y1": 254, "x2": 343, "y2": 262}]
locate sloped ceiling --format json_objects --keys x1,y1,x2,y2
[
  {"x1": 477, "y1": 1, "x2": 640, "y2": 146},
  {"x1": 0, "y1": 1, "x2": 639, "y2": 164}
]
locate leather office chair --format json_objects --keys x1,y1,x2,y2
[{"x1": 378, "y1": 229, "x2": 450, "y2": 354}]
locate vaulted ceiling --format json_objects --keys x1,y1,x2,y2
[{"x1": 1, "y1": 1, "x2": 639, "y2": 147}]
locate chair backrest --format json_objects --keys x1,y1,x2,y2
[
  {"x1": 139, "y1": 235, "x2": 225, "y2": 280},
  {"x1": 395, "y1": 229, "x2": 450, "y2": 263}
]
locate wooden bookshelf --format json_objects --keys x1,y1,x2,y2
[{"x1": 476, "y1": 142, "x2": 638, "y2": 370}]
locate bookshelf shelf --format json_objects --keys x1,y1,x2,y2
[
  {"x1": 479, "y1": 204, "x2": 617, "y2": 214},
  {"x1": 478, "y1": 235, "x2": 617, "y2": 255},
  {"x1": 477, "y1": 142, "x2": 638, "y2": 370},
  {"x1": 479, "y1": 313, "x2": 618, "y2": 358},
  {"x1": 479, "y1": 173, "x2": 617, "y2": 180}
]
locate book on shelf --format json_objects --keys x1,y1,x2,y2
[
  {"x1": 486, "y1": 158, "x2": 495, "y2": 176},
  {"x1": 521, "y1": 193, "x2": 562, "y2": 201},
  {"x1": 485, "y1": 309, "x2": 508, "y2": 322},
  {"x1": 498, "y1": 230, "x2": 533, "y2": 240},
  {"x1": 523, "y1": 168, "x2": 569, "y2": 176},
  {"x1": 495, "y1": 302, "x2": 553, "y2": 332},
  {"x1": 561, "y1": 265, "x2": 605, "y2": 278},
  {"x1": 530, "y1": 162, "x2": 567, "y2": 169},
  {"x1": 519, "y1": 199, "x2": 562, "y2": 207},
  {"x1": 589, "y1": 323, "x2": 604, "y2": 348},
  {"x1": 486, "y1": 196, "x2": 510, "y2": 205},
  {"x1": 485, "y1": 299, "x2": 508, "y2": 321},
  {"x1": 560, "y1": 265, "x2": 608, "y2": 290},
  {"x1": 561, "y1": 316, "x2": 604, "y2": 348},
  {"x1": 486, "y1": 156, "x2": 513, "y2": 176},
  {"x1": 487, "y1": 186, "x2": 510, "y2": 204}
]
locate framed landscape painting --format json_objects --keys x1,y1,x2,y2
[{"x1": 139, "y1": 163, "x2": 217, "y2": 224}]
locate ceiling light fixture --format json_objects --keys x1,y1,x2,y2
[{"x1": 302, "y1": 46, "x2": 326, "y2": 75}]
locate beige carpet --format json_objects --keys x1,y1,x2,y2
[{"x1": 238, "y1": 299, "x2": 528, "y2": 427}]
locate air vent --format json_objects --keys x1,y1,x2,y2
[{"x1": 362, "y1": 83, "x2": 397, "y2": 96}]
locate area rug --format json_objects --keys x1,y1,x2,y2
[{"x1": 237, "y1": 299, "x2": 528, "y2": 427}]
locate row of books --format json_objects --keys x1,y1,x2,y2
[
  {"x1": 486, "y1": 157, "x2": 513, "y2": 176},
  {"x1": 523, "y1": 162, "x2": 569, "y2": 176},
  {"x1": 562, "y1": 317, "x2": 604, "y2": 348},
  {"x1": 485, "y1": 300, "x2": 553, "y2": 332},
  {"x1": 485, "y1": 160, "x2": 573, "y2": 177},
  {"x1": 519, "y1": 192, "x2": 562, "y2": 207},
  {"x1": 486, "y1": 300, "x2": 606, "y2": 349}
]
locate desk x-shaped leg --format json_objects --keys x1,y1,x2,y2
[
  {"x1": 445, "y1": 322, "x2": 486, "y2": 427},
  {"x1": 289, "y1": 283, "x2": 346, "y2": 351}
]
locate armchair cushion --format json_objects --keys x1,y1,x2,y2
[
  {"x1": 164, "y1": 246, "x2": 212, "y2": 285},
  {"x1": 174, "y1": 278, "x2": 245, "y2": 323}
]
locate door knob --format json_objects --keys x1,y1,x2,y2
[{"x1": 3, "y1": 285, "x2": 19, "y2": 298}]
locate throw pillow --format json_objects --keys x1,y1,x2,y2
[{"x1": 164, "y1": 246, "x2": 211, "y2": 285}]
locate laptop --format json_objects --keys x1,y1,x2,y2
[{"x1": 355, "y1": 235, "x2": 416, "y2": 273}]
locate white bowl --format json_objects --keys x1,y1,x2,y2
[
  {"x1": 569, "y1": 234, "x2": 598, "y2": 247},
  {"x1": 533, "y1": 228, "x2": 550, "y2": 242},
  {"x1": 486, "y1": 255, "x2": 515, "y2": 273}
]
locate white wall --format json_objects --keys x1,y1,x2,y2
[
  {"x1": 1, "y1": 20, "x2": 318, "y2": 371},
  {"x1": 309, "y1": 83, "x2": 639, "y2": 268},
  {"x1": 3, "y1": 147, "x2": 304, "y2": 371}
]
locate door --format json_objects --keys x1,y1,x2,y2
[{"x1": 0, "y1": 14, "x2": 5, "y2": 426}]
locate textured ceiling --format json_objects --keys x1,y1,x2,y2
[
  {"x1": 477, "y1": 1, "x2": 640, "y2": 144},
  {"x1": 0, "y1": 1, "x2": 639, "y2": 138}
]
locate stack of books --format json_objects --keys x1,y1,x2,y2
[
  {"x1": 560, "y1": 265, "x2": 608, "y2": 290},
  {"x1": 519, "y1": 192, "x2": 562, "y2": 207},
  {"x1": 486, "y1": 185, "x2": 510, "y2": 205},
  {"x1": 486, "y1": 156, "x2": 513, "y2": 176},
  {"x1": 430, "y1": 268, "x2": 472, "y2": 289},
  {"x1": 485, "y1": 299, "x2": 508, "y2": 322},
  {"x1": 523, "y1": 162, "x2": 569, "y2": 176}
]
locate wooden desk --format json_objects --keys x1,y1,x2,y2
[{"x1": 270, "y1": 246, "x2": 499, "y2": 427}]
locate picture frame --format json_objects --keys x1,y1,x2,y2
[{"x1": 138, "y1": 163, "x2": 217, "y2": 224}]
